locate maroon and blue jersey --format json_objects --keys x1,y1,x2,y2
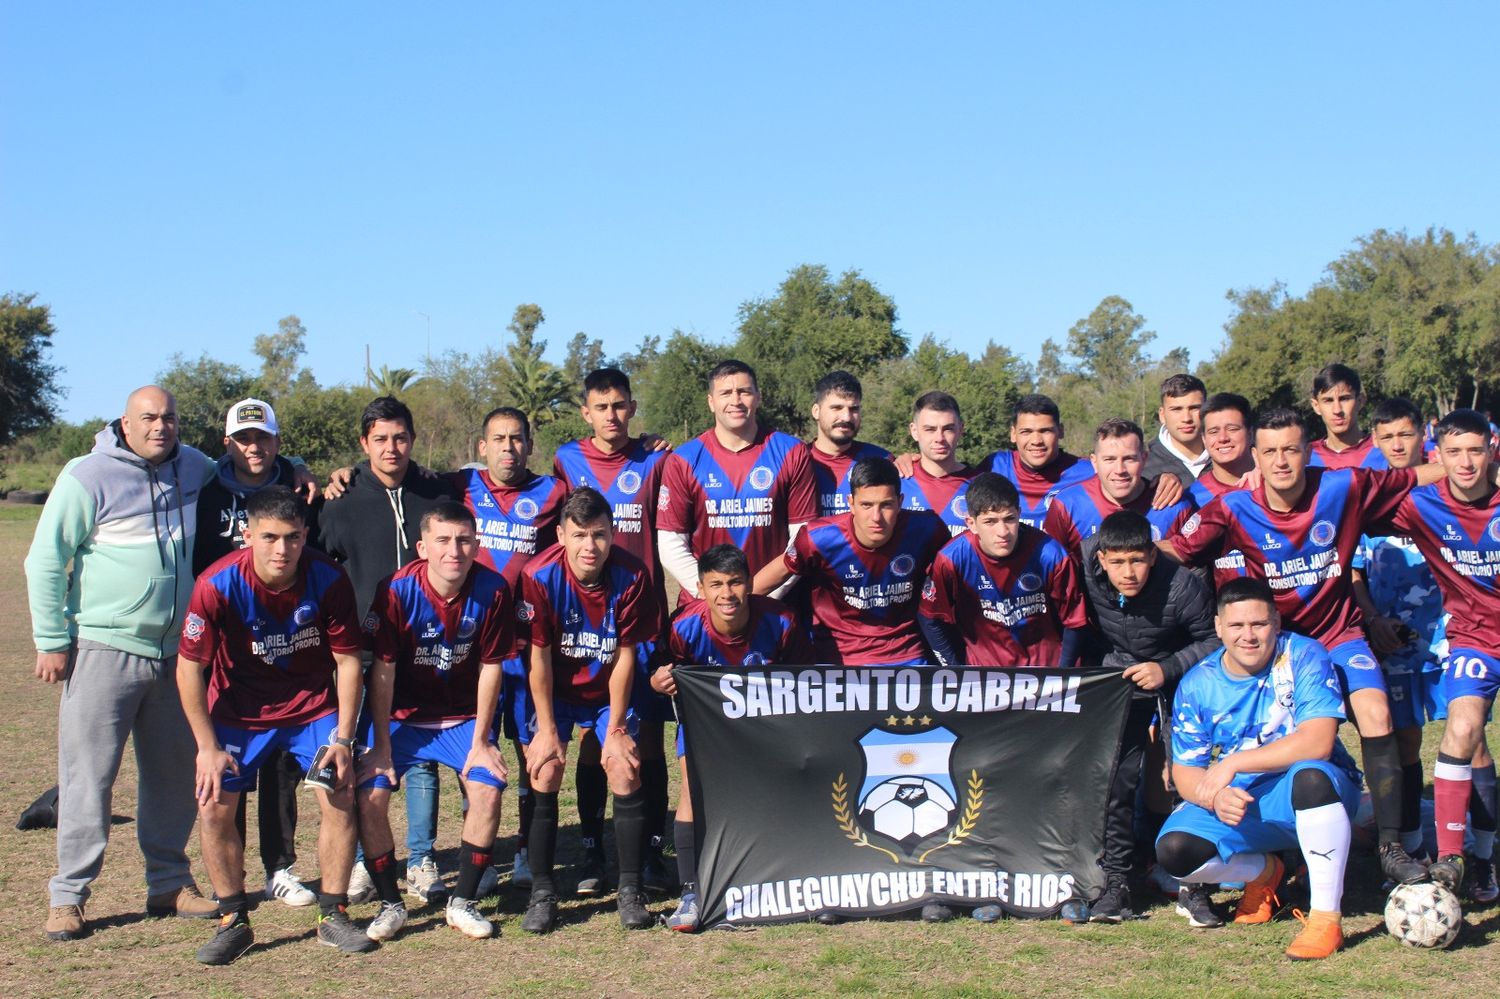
[
  {"x1": 1170, "y1": 467, "x2": 1415, "y2": 647},
  {"x1": 1310, "y1": 436, "x2": 1389, "y2": 470},
  {"x1": 1387, "y1": 479, "x2": 1500, "y2": 655},
  {"x1": 1041, "y1": 476, "x2": 1195, "y2": 556},
  {"x1": 982, "y1": 450, "x2": 1096, "y2": 528},
  {"x1": 783, "y1": 509, "x2": 948, "y2": 665},
  {"x1": 181, "y1": 547, "x2": 362, "y2": 729},
  {"x1": 367, "y1": 560, "x2": 514, "y2": 723},
  {"x1": 920, "y1": 526, "x2": 1087, "y2": 667},
  {"x1": 520, "y1": 545, "x2": 659, "y2": 707},
  {"x1": 665, "y1": 594, "x2": 811, "y2": 667},
  {"x1": 899, "y1": 464, "x2": 979, "y2": 536},
  {"x1": 657, "y1": 426, "x2": 817, "y2": 581},
  {"x1": 1187, "y1": 471, "x2": 1248, "y2": 586},
  {"x1": 553, "y1": 437, "x2": 668, "y2": 569},
  {"x1": 805, "y1": 440, "x2": 894, "y2": 517}
]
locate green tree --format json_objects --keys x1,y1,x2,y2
[
  {"x1": 156, "y1": 354, "x2": 256, "y2": 454},
  {"x1": 274, "y1": 384, "x2": 367, "y2": 474},
  {"x1": 495, "y1": 305, "x2": 572, "y2": 429},
  {"x1": 734, "y1": 265, "x2": 907, "y2": 436},
  {"x1": 409, "y1": 348, "x2": 505, "y2": 470},
  {"x1": 252, "y1": 315, "x2": 312, "y2": 400},
  {"x1": 562, "y1": 332, "x2": 609, "y2": 391},
  {"x1": 0, "y1": 292, "x2": 63, "y2": 446},
  {"x1": 370, "y1": 364, "x2": 420, "y2": 396},
  {"x1": 1038, "y1": 296, "x2": 1183, "y2": 434},
  {"x1": 640, "y1": 330, "x2": 722, "y2": 442}
]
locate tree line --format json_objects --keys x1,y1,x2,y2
[{"x1": 2, "y1": 226, "x2": 1497, "y2": 489}]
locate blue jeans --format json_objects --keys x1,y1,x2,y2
[{"x1": 403, "y1": 760, "x2": 439, "y2": 864}]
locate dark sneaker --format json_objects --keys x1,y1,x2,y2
[
  {"x1": 618, "y1": 885, "x2": 654, "y2": 929},
  {"x1": 920, "y1": 903, "x2": 954, "y2": 923},
  {"x1": 1058, "y1": 897, "x2": 1090, "y2": 924},
  {"x1": 521, "y1": 891, "x2": 559, "y2": 934},
  {"x1": 642, "y1": 845, "x2": 678, "y2": 893},
  {"x1": 1089, "y1": 876, "x2": 1132, "y2": 923},
  {"x1": 575, "y1": 851, "x2": 608, "y2": 897},
  {"x1": 1468, "y1": 855, "x2": 1498, "y2": 904},
  {"x1": 1175, "y1": 884, "x2": 1224, "y2": 928},
  {"x1": 1379, "y1": 841, "x2": 1430, "y2": 886},
  {"x1": 196, "y1": 915, "x2": 254, "y2": 965},
  {"x1": 317, "y1": 907, "x2": 378, "y2": 953},
  {"x1": 1429, "y1": 854, "x2": 1467, "y2": 894}
]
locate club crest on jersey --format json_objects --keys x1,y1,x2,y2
[
  {"x1": 293, "y1": 603, "x2": 317, "y2": 627},
  {"x1": 617, "y1": 470, "x2": 642, "y2": 495},
  {"x1": 1181, "y1": 513, "x2": 1201, "y2": 537},
  {"x1": 749, "y1": 466, "x2": 775, "y2": 491},
  {"x1": 1309, "y1": 520, "x2": 1336, "y2": 547},
  {"x1": 832, "y1": 726, "x2": 981, "y2": 860},
  {"x1": 1488, "y1": 519, "x2": 1500, "y2": 544},
  {"x1": 1346, "y1": 653, "x2": 1379, "y2": 672},
  {"x1": 1150, "y1": 525, "x2": 1163, "y2": 541},
  {"x1": 516, "y1": 600, "x2": 534, "y2": 623},
  {"x1": 743, "y1": 652, "x2": 767, "y2": 667},
  {"x1": 890, "y1": 554, "x2": 916, "y2": 578},
  {"x1": 362, "y1": 611, "x2": 379, "y2": 633},
  {"x1": 185, "y1": 612, "x2": 206, "y2": 641},
  {"x1": 657, "y1": 485, "x2": 671, "y2": 510},
  {"x1": 515, "y1": 498, "x2": 539, "y2": 521},
  {"x1": 458, "y1": 615, "x2": 478, "y2": 640},
  {"x1": 921, "y1": 578, "x2": 936, "y2": 601},
  {"x1": 950, "y1": 495, "x2": 968, "y2": 519},
  {"x1": 1018, "y1": 572, "x2": 1042, "y2": 593}
]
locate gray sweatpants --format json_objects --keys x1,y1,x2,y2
[{"x1": 50, "y1": 640, "x2": 198, "y2": 906}]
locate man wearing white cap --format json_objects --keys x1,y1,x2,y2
[{"x1": 194, "y1": 397, "x2": 321, "y2": 907}]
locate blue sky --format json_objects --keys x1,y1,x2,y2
[{"x1": 4, "y1": 3, "x2": 1497, "y2": 422}]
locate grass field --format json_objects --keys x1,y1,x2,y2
[{"x1": 1, "y1": 503, "x2": 1497, "y2": 998}]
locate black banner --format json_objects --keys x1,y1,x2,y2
[{"x1": 677, "y1": 666, "x2": 1133, "y2": 926}]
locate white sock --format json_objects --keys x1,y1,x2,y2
[
  {"x1": 1181, "y1": 851, "x2": 1267, "y2": 886},
  {"x1": 1399, "y1": 828, "x2": 1424, "y2": 856},
  {"x1": 1296, "y1": 802, "x2": 1350, "y2": 913}
]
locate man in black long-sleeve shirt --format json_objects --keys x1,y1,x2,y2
[{"x1": 1082, "y1": 510, "x2": 1218, "y2": 923}]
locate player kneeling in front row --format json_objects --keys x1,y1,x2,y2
[
  {"x1": 356, "y1": 503, "x2": 515, "y2": 940},
  {"x1": 1155, "y1": 578, "x2": 1361, "y2": 960},
  {"x1": 651, "y1": 545, "x2": 811, "y2": 931},
  {"x1": 177, "y1": 487, "x2": 375, "y2": 964},
  {"x1": 520, "y1": 487, "x2": 660, "y2": 932}
]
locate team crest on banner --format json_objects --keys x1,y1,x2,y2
[{"x1": 833, "y1": 726, "x2": 982, "y2": 863}]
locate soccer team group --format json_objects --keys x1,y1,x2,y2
[{"x1": 24, "y1": 359, "x2": 1500, "y2": 965}]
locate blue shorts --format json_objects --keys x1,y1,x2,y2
[
  {"x1": 1329, "y1": 637, "x2": 1388, "y2": 696},
  {"x1": 1157, "y1": 760, "x2": 1361, "y2": 860},
  {"x1": 1441, "y1": 648, "x2": 1500, "y2": 704},
  {"x1": 359, "y1": 719, "x2": 506, "y2": 791},
  {"x1": 515, "y1": 698, "x2": 640, "y2": 746},
  {"x1": 213, "y1": 712, "x2": 339, "y2": 794},
  {"x1": 1385, "y1": 668, "x2": 1446, "y2": 727}
]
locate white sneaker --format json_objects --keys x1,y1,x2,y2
[
  {"x1": 406, "y1": 856, "x2": 445, "y2": 902},
  {"x1": 265, "y1": 867, "x2": 317, "y2": 907},
  {"x1": 365, "y1": 900, "x2": 408, "y2": 941},
  {"x1": 476, "y1": 865, "x2": 500, "y2": 898},
  {"x1": 347, "y1": 862, "x2": 377, "y2": 906},
  {"x1": 445, "y1": 896, "x2": 495, "y2": 939},
  {"x1": 511, "y1": 848, "x2": 533, "y2": 890}
]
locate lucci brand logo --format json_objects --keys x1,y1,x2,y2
[
  {"x1": 749, "y1": 466, "x2": 775, "y2": 491},
  {"x1": 1309, "y1": 520, "x2": 1336, "y2": 547},
  {"x1": 514, "y1": 497, "x2": 539, "y2": 521},
  {"x1": 617, "y1": 470, "x2": 642, "y2": 495},
  {"x1": 1261, "y1": 532, "x2": 1283, "y2": 551},
  {"x1": 832, "y1": 726, "x2": 981, "y2": 863}
]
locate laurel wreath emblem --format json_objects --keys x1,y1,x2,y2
[
  {"x1": 832, "y1": 769, "x2": 984, "y2": 865},
  {"x1": 917, "y1": 770, "x2": 983, "y2": 863},
  {"x1": 832, "y1": 772, "x2": 901, "y2": 864}
]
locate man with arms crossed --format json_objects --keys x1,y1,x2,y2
[
  {"x1": 356, "y1": 502, "x2": 514, "y2": 940},
  {"x1": 1154, "y1": 578, "x2": 1361, "y2": 960},
  {"x1": 177, "y1": 487, "x2": 373, "y2": 963}
]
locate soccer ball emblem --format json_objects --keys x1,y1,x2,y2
[
  {"x1": 1384, "y1": 882, "x2": 1461, "y2": 948},
  {"x1": 858, "y1": 777, "x2": 956, "y2": 847}
]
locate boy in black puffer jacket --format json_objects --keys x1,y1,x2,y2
[{"x1": 1082, "y1": 510, "x2": 1218, "y2": 922}]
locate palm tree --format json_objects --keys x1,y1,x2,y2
[{"x1": 369, "y1": 364, "x2": 420, "y2": 396}]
